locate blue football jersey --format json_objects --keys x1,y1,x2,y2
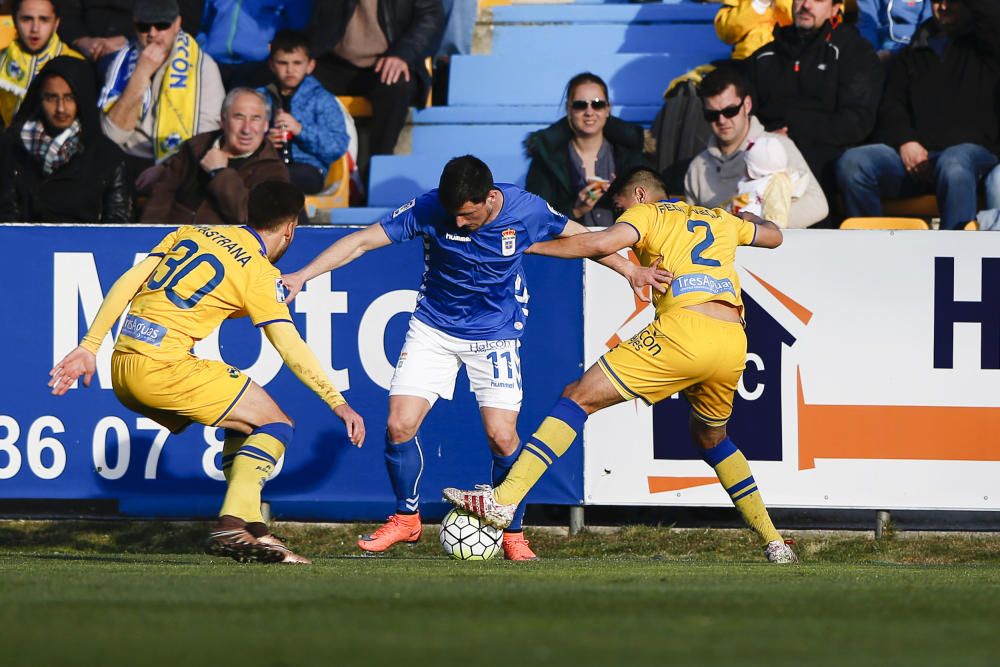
[{"x1": 378, "y1": 183, "x2": 568, "y2": 340}]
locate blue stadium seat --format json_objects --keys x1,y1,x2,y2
[
  {"x1": 411, "y1": 104, "x2": 660, "y2": 126},
  {"x1": 410, "y1": 124, "x2": 544, "y2": 156},
  {"x1": 368, "y1": 154, "x2": 530, "y2": 207},
  {"x1": 324, "y1": 207, "x2": 392, "y2": 225},
  {"x1": 491, "y1": 23, "x2": 723, "y2": 56},
  {"x1": 491, "y1": 3, "x2": 718, "y2": 25}
]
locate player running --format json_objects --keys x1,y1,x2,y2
[
  {"x1": 444, "y1": 167, "x2": 799, "y2": 564},
  {"x1": 48, "y1": 181, "x2": 365, "y2": 565},
  {"x1": 280, "y1": 155, "x2": 669, "y2": 560}
]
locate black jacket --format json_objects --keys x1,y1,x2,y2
[
  {"x1": 525, "y1": 116, "x2": 653, "y2": 220},
  {"x1": 308, "y1": 0, "x2": 444, "y2": 105},
  {"x1": 54, "y1": 0, "x2": 136, "y2": 43},
  {"x1": 876, "y1": 6, "x2": 1000, "y2": 154},
  {"x1": 747, "y1": 21, "x2": 883, "y2": 151},
  {"x1": 0, "y1": 56, "x2": 130, "y2": 223}
]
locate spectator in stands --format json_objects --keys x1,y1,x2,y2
[
  {"x1": 685, "y1": 66, "x2": 827, "y2": 228},
  {"x1": 858, "y1": 0, "x2": 933, "y2": 59},
  {"x1": 836, "y1": 0, "x2": 1000, "y2": 230},
  {"x1": 1, "y1": 0, "x2": 82, "y2": 127},
  {"x1": 98, "y1": 0, "x2": 224, "y2": 180},
  {"x1": 715, "y1": 0, "x2": 793, "y2": 60},
  {"x1": 141, "y1": 87, "x2": 288, "y2": 224},
  {"x1": 746, "y1": 0, "x2": 883, "y2": 214},
  {"x1": 197, "y1": 0, "x2": 311, "y2": 89},
  {"x1": 258, "y1": 30, "x2": 351, "y2": 195},
  {"x1": 307, "y1": 0, "x2": 444, "y2": 156},
  {"x1": 525, "y1": 72, "x2": 651, "y2": 226},
  {"x1": 53, "y1": 0, "x2": 132, "y2": 63},
  {"x1": 0, "y1": 56, "x2": 130, "y2": 222}
]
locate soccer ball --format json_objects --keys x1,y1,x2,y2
[{"x1": 439, "y1": 508, "x2": 503, "y2": 560}]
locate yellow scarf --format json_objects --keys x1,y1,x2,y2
[{"x1": 0, "y1": 35, "x2": 82, "y2": 126}]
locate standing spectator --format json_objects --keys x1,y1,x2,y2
[
  {"x1": 0, "y1": 56, "x2": 130, "y2": 222},
  {"x1": 307, "y1": 0, "x2": 444, "y2": 156},
  {"x1": 857, "y1": 0, "x2": 933, "y2": 58},
  {"x1": 685, "y1": 66, "x2": 827, "y2": 228},
  {"x1": 526, "y1": 72, "x2": 652, "y2": 226},
  {"x1": 53, "y1": 0, "x2": 133, "y2": 63},
  {"x1": 837, "y1": 0, "x2": 1000, "y2": 230},
  {"x1": 141, "y1": 87, "x2": 288, "y2": 225},
  {"x1": 746, "y1": 0, "x2": 883, "y2": 213},
  {"x1": 98, "y1": 0, "x2": 225, "y2": 180},
  {"x1": 715, "y1": 0, "x2": 793, "y2": 60},
  {"x1": 258, "y1": 29, "x2": 351, "y2": 195},
  {"x1": 0, "y1": 0, "x2": 82, "y2": 127},
  {"x1": 197, "y1": 0, "x2": 311, "y2": 89}
]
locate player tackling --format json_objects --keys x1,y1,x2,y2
[
  {"x1": 445, "y1": 167, "x2": 799, "y2": 563},
  {"x1": 48, "y1": 181, "x2": 365, "y2": 565}
]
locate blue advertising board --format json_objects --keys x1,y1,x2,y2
[{"x1": 0, "y1": 225, "x2": 584, "y2": 520}]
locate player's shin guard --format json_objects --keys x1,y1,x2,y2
[
  {"x1": 702, "y1": 437, "x2": 781, "y2": 544},
  {"x1": 221, "y1": 429, "x2": 247, "y2": 482},
  {"x1": 385, "y1": 432, "x2": 424, "y2": 515},
  {"x1": 492, "y1": 446, "x2": 527, "y2": 532},
  {"x1": 219, "y1": 423, "x2": 292, "y2": 524},
  {"x1": 494, "y1": 398, "x2": 587, "y2": 507}
]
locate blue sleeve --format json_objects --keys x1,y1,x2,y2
[
  {"x1": 284, "y1": 0, "x2": 313, "y2": 30},
  {"x1": 856, "y1": 0, "x2": 886, "y2": 50},
  {"x1": 523, "y1": 192, "x2": 569, "y2": 244},
  {"x1": 295, "y1": 88, "x2": 349, "y2": 168},
  {"x1": 378, "y1": 192, "x2": 439, "y2": 243}
]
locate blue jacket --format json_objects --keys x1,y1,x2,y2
[
  {"x1": 197, "y1": 0, "x2": 312, "y2": 65},
  {"x1": 259, "y1": 75, "x2": 349, "y2": 176},
  {"x1": 857, "y1": 0, "x2": 934, "y2": 52}
]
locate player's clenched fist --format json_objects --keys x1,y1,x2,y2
[
  {"x1": 333, "y1": 403, "x2": 366, "y2": 447},
  {"x1": 48, "y1": 346, "x2": 97, "y2": 396}
]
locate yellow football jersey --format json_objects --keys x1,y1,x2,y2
[
  {"x1": 617, "y1": 201, "x2": 756, "y2": 319},
  {"x1": 115, "y1": 225, "x2": 291, "y2": 360}
]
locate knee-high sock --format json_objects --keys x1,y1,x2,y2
[
  {"x1": 494, "y1": 398, "x2": 587, "y2": 507},
  {"x1": 702, "y1": 437, "x2": 781, "y2": 544},
  {"x1": 219, "y1": 423, "x2": 291, "y2": 523},
  {"x1": 221, "y1": 429, "x2": 247, "y2": 483},
  {"x1": 492, "y1": 445, "x2": 527, "y2": 532},
  {"x1": 385, "y1": 431, "x2": 424, "y2": 515}
]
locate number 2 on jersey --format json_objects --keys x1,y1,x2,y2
[
  {"x1": 687, "y1": 220, "x2": 721, "y2": 267},
  {"x1": 147, "y1": 240, "x2": 226, "y2": 309}
]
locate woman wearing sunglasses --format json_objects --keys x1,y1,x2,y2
[{"x1": 525, "y1": 72, "x2": 653, "y2": 226}]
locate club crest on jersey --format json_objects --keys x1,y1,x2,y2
[
  {"x1": 275, "y1": 279, "x2": 287, "y2": 303},
  {"x1": 501, "y1": 228, "x2": 516, "y2": 256}
]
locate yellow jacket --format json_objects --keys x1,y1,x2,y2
[{"x1": 715, "y1": 0, "x2": 794, "y2": 60}]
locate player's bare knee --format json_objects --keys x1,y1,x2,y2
[
  {"x1": 487, "y1": 430, "x2": 520, "y2": 456},
  {"x1": 386, "y1": 415, "x2": 419, "y2": 444},
  {"x1": 689, "y1": 417, "x2": 727, "y2": 450}
]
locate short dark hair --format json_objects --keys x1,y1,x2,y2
[
  {"x1": 608, "y1": 167, "x2": 668, "y2": 201},
  {"x1": 13, "y1": 0, "x2": 58, "y2": 16},
  {"x1": 270, "y1": 29, "x2": 312, "y2": 59},
  {"x1": 438, "y1": 155, "x2": 494, "y2": 211},
  {"x1": 248, "y1": 181, "x2": 304, "y2": 230},
  {"x1": 565, "y1": 71, "x2": 609, "y2": 105},
  {"x1": 698, "y1": 64, "x2": 749, "y2": 102}
]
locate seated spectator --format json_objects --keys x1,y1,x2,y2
[
  {"x1": 54, "y1": 0, "x2": 133, "y2": 64},
  {"x1": 746, "y1": 0, "x2": 883, "y2": 214},
  {"x1": 98, "y1": 0, "x2": 225, "y2": 180},
  {"x1": 307, "y1": 0, "x2": 444, "y2": 156},
  {"x1": 685, "y1": 66, "x2": 827, "y2": 228},
  {"x1": 141, "y1": 87, "x2": 289, "y2": 224},
  {"x1": 258, "y1": 30, "x2": 353, "y2": 195},
  {"x1": 197, "y1": 0, "x2": 311, "y2": 89},
  {"x1": 836, "y1": 0, "x2": 1000, "y2": 230},
  {"x1": 525, "y1": 73, "x2": 652, "y2": 226},
  {"x1": 1, "y1": 0, "x2": 82, "y2": 127},
  {"x1": 858, "y1": 0, "x2": 933, "y2": 58},
  {"x1": 0, "y1": 56, "x2": 130, "y2": 222},
  {"x1": 715, "y1": 0, "x2": 793, "y2": 60}
]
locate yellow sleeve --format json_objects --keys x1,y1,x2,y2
[
  {"x1": 263, "y1": 321, "x2": 347, "y2": 411},
  {"x1": 245, "y1": 265, "x2": 294, "y2": 328},
  {"x1": 616, "y1": 203, "x2": 656, "y2": 245},
  {"x1": 714, "y1": 207, "x2": 759, "y2": 246},
  {"x1": 80, "y1": 255, "x2": 161, "y2": 354}
]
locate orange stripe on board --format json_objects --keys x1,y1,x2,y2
[
  {"x1": 745, "y1": 270, "x2": 813, "y2": 325},
  {"x1": 796, "y1": 369, "x2": 1000, "y2": 470},
  {"x1": 648, "y1": 476, "x2": 718, "y2": 494},
  {"x1": 606, "y1": 333, "x2": 622, "y2": 349}
]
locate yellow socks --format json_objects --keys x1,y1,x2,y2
[
  {"x1": 218, "y1": 424, "x2": 292, "y2": 524},
  {"x1": 702, "y1": 437, "x2": 781, "y2": 544}
]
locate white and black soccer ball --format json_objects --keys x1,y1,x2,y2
[{"x1": 439, "y1": 508, "x2": 503, "y2": 560}]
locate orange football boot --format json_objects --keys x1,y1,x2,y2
[
  {"x1": 358, "y1": 513, "x2": 422, "y2": 552},
  {"x1": 502, "y1": 531, "x2": 539, "y2": 561}
]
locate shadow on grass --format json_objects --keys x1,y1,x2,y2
[{"x1": 0, "y1": 520, "x2": 206, "y2": 555}]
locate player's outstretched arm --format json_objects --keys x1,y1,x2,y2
[
  {"x1": 263, "y1": 321, "x2": 366, "y2": 446},
  {"x1": 740, "y1": 211, "x2": 784, "y2": 249},
  {"x1": 281, "y1": 223, "x2": 392, "y2": 302},
  {"x1": 48, "y1": 256, "x2": 161, "y2": 396}
]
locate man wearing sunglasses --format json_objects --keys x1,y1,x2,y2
[
  {"x1": 685, "y1": 65, "x2": 827, "y2": 228},
  {"x1": 98, "y1": 0, "x2": 225, "y2": 181}
]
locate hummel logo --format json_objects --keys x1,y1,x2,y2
[{"x1": 445, "y1": 233, "x2": 471, "y2": 242}]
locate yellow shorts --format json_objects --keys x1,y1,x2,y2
[
  {"x1": 598, "y1": 308, "x2": 747, "y2": 427},
  {"x1": 111, "y1": 351, "x2": 252, "y2": 434}
]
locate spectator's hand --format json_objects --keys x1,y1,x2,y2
[
  {"x1": 76, "y1": 35, "x2": 128, "y2": 61},
  {"x1": 375, "y1": 56, "x2": 411, "y2": 85},
  {"x1": 275, "y1": 111, "x2": 302, "y2": 137},
  {"x1": 267, "y1": 127, "x2": 288, "y2": 148},
  {"x1": 627, "y1": 255, "x2": 673, "y2": 302},
  {"x1": 200, "y1": 146, "x2": 229, "y2": 172},
  {"x1": 280, "y1": 271, "x2": 305, "y2": 303},
  {"x1": 900, "y1": 141, "x2": 931, "y2": 181},
  {"x1": 137, "y1": 40, "x2": 171, "y2": 76},
  {"x1": 571, "y1": 181, "x2": 608, "y2": 219},
  {"x1": 48, "y1": 346, "x2": 96, "y2": 396},
  {"x1": 134, "y1": 164, "x2": 166, "y2": 195},
  {"x1": 333, "y1": 403, "x2": 366, "y2": 447}
]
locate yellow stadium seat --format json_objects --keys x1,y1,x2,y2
[
  {"x1": 0, "y1": 16, "x2": 15, "y2": 50},
  {"x1": 840, "y1": 217, "x2": 930, "y2": 230},
  {"x1": 304, "y1": 154, "x2": 352, "y2": 219},
  {"x1": 964, "y1": 220, "x2": 979, "y2": 231},
  {"x1": 337, "y1": 96, "x2": 372, "y2": 118}
]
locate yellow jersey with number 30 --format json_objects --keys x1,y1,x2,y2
[
  {"x1": 114, "y1": 225, "x2": 292, "y2": 361},
  {"x1": 617, "y1": 201, "x2": 756, "y2": 319}
]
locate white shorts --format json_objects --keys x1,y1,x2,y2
[{"x1": 389, "y1": 318, "x2": 522, "y2": 412}]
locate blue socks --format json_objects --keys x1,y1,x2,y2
[{"x1": 385, "y1": 431, "x2": 424, "y2": 515}]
